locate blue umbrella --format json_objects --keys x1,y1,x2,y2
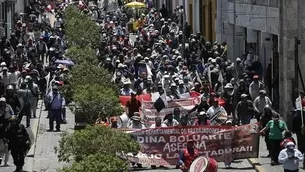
[{"x1": 54, "y1": 59, "x2": 75, "y2": 66}]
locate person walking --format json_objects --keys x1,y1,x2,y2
[
  {"x1": 26, "y1": 76, "x2": 39, "y2": 118},
  {"x1": 261, "y1": 114, "x2": 288, "y2": 165},
  {"x1": 0, "y1": 97, "x2": 13, "y2": 166},
  {"x1": 4, "y1": 116, "x2": 31, "y2": 172},
  {"x1": 46, "y1": 85, "x2": 65, "y2": 132},
  {"x1": 278, "y1": 142, "x2": 304, "y2": 172},
  {"x1": 235, "y1": 94, "x2": 254, "y2": 125},
  {"x1": 17, "y1": 82, "x2": 32, "y2": 128}
]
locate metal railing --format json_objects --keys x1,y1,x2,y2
[{"x1": 228, "y1": 0, "x2": 279, "y2": 8}]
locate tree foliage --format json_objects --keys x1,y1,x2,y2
[
  {"x1": 64, "y1": 6, "x2": 100, "y2": 49},
  {"x1": 59, "y1": 153, "x2": 129, "y2": 172},
  {"x1": 56, "y1": 125, "x2": 139, "y2": 163},
  {"x1": 66, "y1": 46, "x2": 97, "y2": 64},
  {"x1": 70, "y1": 63, "x2": 116, "y2": 90},
  {"x1": 73, "y1": 84, "x2": 122, "y2": 124},
  {"x1": 58, "y1": 6, "x2": 137, "y2": 172}
]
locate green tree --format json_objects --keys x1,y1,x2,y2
[
  {"x1": 64, "y1": 6, "x2": 100, "y2": 48},
  {"x1": 73, "y1": 84, "x2": 122, "y2": 124},
  {"x1": 70, "y1": 63, "x2": 117, "y2": 91},
  {"x1": 65, "y1": 46, "x2": 97, "y2": 64},
  {"x1": 56, "y1": 125, "x2": 139, "y2": 163},
  {"x1": 59, "y1": 153, "x2": 129, "y2": 172}
]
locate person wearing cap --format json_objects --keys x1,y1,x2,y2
[
  {"x1": 249, "y1": 75, "x2": 265, "y2": 101},
  {"x1": 207, "y1": 99, "x2": 227, "y2": 120},
  {"x1": 278, "y1": 142, "x2": 304, "y2": 172},
  {"x1": 4, "y1": 115, "x2": 31, "y2": 172},
  {"x1": 261, "y1": 114, "x2": 288, "y2": 165},
  {"x1": 234, "y1": 79, "x2": 248, "y2": 105},
  {"x1": 223, "y1": 83, "x2": 235, "y2": 116},
  {"x1": 8, "y1": 66, "x2": 20, "y2": 90},
  {"x1": 36, "y1": 36, "x2": 48, "y2": 62},
  {"x1": 125, "y1": 92, "x2": 141, "y2": 118},
  {"x1": 4, "y1": 85, "x2": 21, "y2": 115},
  {"x1": 253, "y1": 89, "x2": 272, "y2": 122},
  {"x1": 46, "y1": 85, "x2": 66, "y2": 132},
  {"x1": 235, "y1": 94, "x2": 254, "y2": 125},
  {"x1": 120, "y1": 79, "x2": 134, "y2": 96},
  {"x1": 26, "y1": 76, "x2": 40, "y2": 118},
  {"x1": 169, "y1": 82, "x2": 180, "y2": 99},
  {"x1": 260, "y1": 105, "x2": 278, "y2": 157},
  {"x1": 128, "y1": 114, "x2": 146, "y2": 130},
  {"x1": 178, "y1": 141, "x2": 199, "y2": 171},
  {"x1": 1, "y1": 66, "x2": 12, "y2": 87},
  {"x1": 194, "y1": 111, "x2": 211, "y2": 126},
  {"x1": 235, "y1": 57, "x2": 244, "y2": 79},
  {"x1": 223, "y1": 120, "x2": 234, "y2": 168}
]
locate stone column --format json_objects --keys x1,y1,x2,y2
[{"x1": 279, "y1": 0, "x2": 305, "y2": 120}]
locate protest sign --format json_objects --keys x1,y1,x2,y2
[{"x1": 122, "y1": 123, "x2": 260, "y2": 166}]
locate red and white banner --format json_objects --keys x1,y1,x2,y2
[{"x1": 120, "y1": 123, "x2": 260, "y2": 166}]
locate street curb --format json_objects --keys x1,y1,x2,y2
[
  {"x1": 27, "y1": 101, "x2": 43, "y2": 157},
  {"x1": 248, "y1": 158, "x2": 265, "y2": 172},
  {"x1": 24, "y1": 100, "x2": 44, "y2": 172}
]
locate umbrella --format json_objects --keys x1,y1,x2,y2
[
  {"x1": 124, "y1": 1, "x2": 146, "y2": 8},
  {"x1": 55, "y1": 59, "x2": 75, "y2": 66}
]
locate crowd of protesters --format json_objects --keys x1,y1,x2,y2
[
  {"x1": 0, "y1": 1, "x2": 69, "y2": 171},
  {"x1": 0, "y1": 0, "x2": 304, "y2": 171},
  {"x1": 95, "y1": 1, "x2": 305, "y2": 171}
]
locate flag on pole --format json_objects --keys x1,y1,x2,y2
[{"x1": 153, "y1": 90, "x2": 168, "y2": 113}]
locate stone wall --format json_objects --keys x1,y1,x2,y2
[{"x1": 279, "y1": 0, "x2": 305, "y2": 120}]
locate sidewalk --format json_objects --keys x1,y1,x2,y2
[{"x1": 32, "y1": 106, "x2": 74, "y2": 172}]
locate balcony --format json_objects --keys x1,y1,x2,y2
[{"x1": 228, "y1": 0, "x2": 279, "y2": 8}]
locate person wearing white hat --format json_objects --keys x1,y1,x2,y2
[
  {"x1": 25, "y1": 76, "x2": 40, "y2": 118},
  {"x1": 120, "y1": 79, "x2": 134, "y2": 96},
  {"x1": 278, "y1": 142, "x2": 304, "y2": 172},
  {"x1": 235, "y1": 94, "x2": 254, "y2": 125},
  {"x1": 0, "y1": 66, "x2": 12, "y2": 87}
]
